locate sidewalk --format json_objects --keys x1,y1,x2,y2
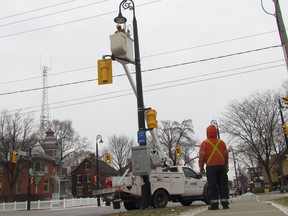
[{"x1": 192, "y1": 193, "x2": 288, "y2": 216}]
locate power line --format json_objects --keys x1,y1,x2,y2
[
  {"x1": 0, "y1": 0, "x2": 78, "y2": 20},
  {"x1": 0, "y1": 0, "x2": 108, "y2": 28},
  {"x1": 0, "y1": 0, "x2": 162, "y2": 39},
  {"x1": 0, "y1": 45, "x2": 282, "y2": 96},
  {"x1": 7, "y1": 61, "x2": 285, "y2": 114}
]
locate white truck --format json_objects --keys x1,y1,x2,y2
[{"x1": 98, "y1": 165, "x2": 209, "y2": 210}]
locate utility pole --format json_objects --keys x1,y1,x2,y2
[{"x1": 274, "y1": 0, "x2": 288, "y2": 73}]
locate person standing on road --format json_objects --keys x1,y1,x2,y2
[{"x1": 198, "y1": 124, "x2": 229, "y2": 210}]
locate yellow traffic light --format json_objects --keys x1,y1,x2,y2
[
  {"x1": 283, "y1": 124, "x2": 288, "y2": 136},
  {"x1": 283, "y1": 95, "x2": 288, "y2": 106},
  {"x1": 11, "y1": 151, "x2": 18, "y2": 163},
  {"x1": 30, "y1": 177, "x2": 34, "y2": 184},
  {"x1": 175, "y1": 145, "x2": 182, "y2": 157},
  {"x1": 146, "y1": 109, "x2": 158, "y2": 129},
  {"x1": 93, "y1": 176, "x2": 97, "y2": 182},
  {"x1": 285, "y1": 154, "x2": 288, "y2": 161},
  {"x1": 98, "y1": 59, "x2": 112, "y2": 85},
  {"x1": 105, "y1": 153, "x2": 111, "y2": 164}
]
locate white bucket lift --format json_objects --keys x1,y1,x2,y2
[{"x1": 110, "y1": 32, "x2": 134, "y2": 64}]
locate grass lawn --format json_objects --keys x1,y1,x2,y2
[{"x1": 273, "y1": 196, "x2": 288, "y2": 207}]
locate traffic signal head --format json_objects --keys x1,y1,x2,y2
[
  {"x1": 175, "y1": 145, "x2": 182, "y2": 157},
  {"x1": 283, "y1": 124, "x2": 288, "y2": 136},
  {"x1": 98, "y1": 59, "x2": 112, "y2": 85},
  {"x1": 105, "y1": 153, "x2": 111, "y2": 164},
  {"x1": 11, "y1": 151, "x2": 18, "y2": 163},
  {"x1": 146, "y1": 109, "x2": 158, "y2": 129},
  {"x1": 283, "y1": 95, "x2": 288, "y2": 106}
]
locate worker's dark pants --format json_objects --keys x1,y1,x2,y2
[{"x1": 206, "y1": 165, "x2": 229, "y2": 206}]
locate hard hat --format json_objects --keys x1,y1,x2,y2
[{"x1": 116, "y1": 24, "x2": 121, "y2": 28}]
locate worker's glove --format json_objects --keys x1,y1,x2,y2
[{"x1": 200, "y1": 167, "x2": 206, "y2": 176}]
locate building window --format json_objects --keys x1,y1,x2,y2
[
  {"x1": 43, "y1": 180, "x2": 49, "y2": 192},
  {"x1": 87, "y1": 185, "x2": 91, "y2": 192},
  {"x1": 84, "y1": 162, "x2": 90, "y2": 170},
  {"x1": 0, "y1": 183, "x2": 2, "y2": 195},
  {"x1": 0, "y1": 165, "x2": 3, "y2": 176},
  {"x1": 34, "y1": 161, "x2": 43, "y2": 172},
  {"x1": 52, "y1": 149, "x2": 59, "y2": 157},
  {"x1": 77, "y1": 175, "x2": 82, "y2": 184},
  {"x1": 16, "y1": 179, "x2": 21, "y2": 194},
  {"x1": 86, "y1": 174, "x2": 91, "y2": 183},
  {"x1": 76, "y1": 186, "x2": 84, "y2": 196},
  {"x1": 44, "y1": 164, "x2": 49, "y2": 174}
]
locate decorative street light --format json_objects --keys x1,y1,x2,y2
[
  {"x1": 210, "y1": 119, "x2": 220, "y2": 138},
  {"x1": 96, "y1": 134, "x2": 103, "y2": 207},
  {"x1": 114, "y1": 0, "x2": 151, "y2": 209}
]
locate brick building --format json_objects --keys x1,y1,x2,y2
[{"x1": 71, "y1": 155, "x2": 118, "y2": 198}]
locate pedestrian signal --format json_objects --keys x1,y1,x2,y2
[
  {"x1": 12, "y1": 151, "x2": 18, "y2": 163},
  {"x1": 175, "y1": 146, "x2": 182, "y2": 157},
  {"x1": 146, "y1": 109, "x2": 158, "y2": 129},
  {"x1": 98, "y1": 59, "x2": 112, "y2": 85},
  {"x1": 105, "y1": 153, "x2": 111, "y2": 164}
]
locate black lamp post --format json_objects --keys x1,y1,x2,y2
[
  {"x1": 210, "y1": 119, "x2": 220, "y2": 138},
  {"x1": 114, "y1": 0, "x2": 151, "y2": 209},
  {"x1": 96, "y1": 134, "x2": 103, "y2": 207}
]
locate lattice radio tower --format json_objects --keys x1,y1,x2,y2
[{"x1": 40, "y1": 65, "x2": 51, "y2": 132}]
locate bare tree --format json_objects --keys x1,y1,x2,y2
[
  {"x1": 49, "y1": 119, "x2": 91, "y2": 161},
  {"x1": 0, "y1": 110, "x2": 38, "y2": 200},
  {"x1": 156, "y1": 119, "x2": 197, "y2": 166},
  {"x1": 220, "y1": 90, "x2": 285, "y2": 189},
  {"x1": 107, "y1": 134, "x2": 135, "y2": 175}
]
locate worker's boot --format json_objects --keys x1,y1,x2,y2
[
  {"x1": 222, "y1": 201, "x2": 230, "y2": 209},
  {"x1": 208, "y1": 203, "x2": 219, "y2": 210}
]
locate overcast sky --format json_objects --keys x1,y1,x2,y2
[{"x1": 0, "y1": 0, "x2": 287, "y2": 162}]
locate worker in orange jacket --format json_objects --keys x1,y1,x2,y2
[{"x1": 198, "y1": 124, "x2": 229, "y2": 210}]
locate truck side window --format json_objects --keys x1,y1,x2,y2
[{"x1": 183, "y1": 167, "x2": 198, "y2": 178}]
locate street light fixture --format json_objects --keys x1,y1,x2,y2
[
  {"x1": 210, "y1": 119, "x2": 220, "y2": 138},
  {"x1": 96, "y1": 134, "x2": 103, "y2": 207},
  {"x1": 114, "y1": 0, "x2": 151, "y2": 209}
]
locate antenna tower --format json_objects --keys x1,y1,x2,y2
[{"x1": 40, "y1": 65, "x2": 50, "y2": 131}]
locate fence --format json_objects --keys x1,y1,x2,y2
[{"x1": 0, "y1": 197, "x2": 102, "y2": 211}]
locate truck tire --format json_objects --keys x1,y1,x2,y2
[
  {"x1": 152, "y1": 189, "x2": 169, "y2": 208},
  {"x1": 123, "y1": 202, "x2": 136, "y2": 210},
  {"x1": 179, "y1": 199, "x2": 193, "y2": 206},
  {"x1": 113, "y1": 201, "x2": 121, "y2": 209}
]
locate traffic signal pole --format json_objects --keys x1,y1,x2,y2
[
  {"x1": 274, "y1": 0, "x2": 288, "y2": 73},
  {"x1": 27, "y1": 148, "x2": 32, "y2": 210},
  {"x1": 279, "y1": 99, "x2": 288, "y2": 148}
]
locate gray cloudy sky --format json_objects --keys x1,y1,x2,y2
[{"x1": 0, "y1": 0, "x2": 287, "y2": 155}]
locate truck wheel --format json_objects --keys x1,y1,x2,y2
[
  {"x1": 179, "y1": 199, "x2": 193, "y2": 206},
  {"x1": 113, "y1": 201, "x2": 121, "y2": 209},
  {"x1": 152, "y1": 189, "x2": 169, "y2": 208},
  {"x1": 123, "y1": 201, "x2": 137, "y2": 210}
]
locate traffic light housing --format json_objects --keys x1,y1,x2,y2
[
  {"x1": 283, "y1": 123, "x2": 288, "y2": 136},
  {"x1": 146, "y1": 109, "x2": 158, "y2": 129},
  {"x1": 93, "y1": 176, "x2": 97, "y2": 182},
  {"x1": 30, "y1": 177, "x2": 34, "y2": 184},
  {"x1": 285, "y1": 154, "x2": 288, "y2": 161},
  {"x1": 11, "y1": 151, "x2": 18, "y2": 163},
  {"x1": 105, "y1": 153, "x2": 111, "y2": 164},
  {"x1": 98, "y1": 59, "x2": 112, "y2": 85},
  {"x1": 175, "y1": 145, "x2": 182, "y2": 157}
]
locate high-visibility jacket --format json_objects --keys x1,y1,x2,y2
[{"x1": 198, "y1": 125, "x2": 228, "y2": 168}]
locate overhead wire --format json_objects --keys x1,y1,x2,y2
[
  {"x1": 0, "y1": 44, "x2": 281, "y2": 96},
  {"x1": 6, "y1": 59, "x2": 285, "y2": 115},
  {"x1": 0, "y1": 0, "x2": 162, "y2": 39},
  {"x1": 0, "y1": 0, "x2": 78, "y2": 20},
  {"x1": 0, "y1": 0, "x2": 109, "y2": 28}
]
